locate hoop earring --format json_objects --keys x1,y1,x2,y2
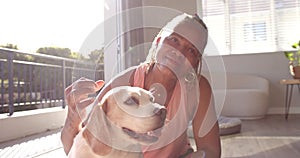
[
  {"x1": 184, "y1": 71, "x2": 196, "y2": 83},
  {"x1": 196, "y1": 58, "x2": 203, "y2": 75}
]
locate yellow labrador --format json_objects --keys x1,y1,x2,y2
[{"x1": 68, "y1": 86, "x2": 166, "y2": 158}]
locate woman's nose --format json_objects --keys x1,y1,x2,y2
[{"x1": 171, "y1": 50, "x2": 185, "y2": 60}]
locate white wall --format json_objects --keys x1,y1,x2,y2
[
  {"x1": 0, "y1": 107, "x2": 67, "y2": 142},
  {"x1": 142, "y1": 0, "x2": 198, "y2": 44}
]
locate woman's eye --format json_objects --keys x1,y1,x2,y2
[
  {"x1": 124, "y1": 96, "x2": 139, "y2": 105},
  {"x1": 167, "y1": 36, "x2": 179, "y2": 44},
  {"x1": 188, "y1": 48, "x2": 196, "y2": 55}
]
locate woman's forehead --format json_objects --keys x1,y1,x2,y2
[
  {"x1": 163, "y1": 20, "x2": 207, "y2": 52},
  {"x1": 169, "y1": 33, "x2": 197, "y2": 49}
]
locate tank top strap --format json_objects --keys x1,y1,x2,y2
[{"x1": 133, "y1": 63, "x2": 149, "y2": 88}]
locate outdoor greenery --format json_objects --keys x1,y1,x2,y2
[
  {"x1": 0, "y1": 43, "x2": 104, "y2": 64},
  {"x1": 0, "y1": 43, "x2": 104, "y2": 112}
]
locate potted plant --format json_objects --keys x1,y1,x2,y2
[{"x1": 284, "y1": 40, "x2": 300, "y2": 79}]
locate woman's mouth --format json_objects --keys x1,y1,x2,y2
[{"x1": 165, "y1": 55, "x2": 181, "y2": 66}]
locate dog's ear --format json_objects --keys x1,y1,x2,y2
[
  {"x1": 84, "y1": 99, "x2": 112, "y2": 145},
  {"x1": 100, "y1": 99, "x2": 108, "y2": 114},
  {"x1": 83, "y1": 103, "x2": 113, "y2": 156},
  {"x1": 101, "y1": 99, "x2": 108, "y2": 114},
  {"x1": 82, "y1": 96, "x2": 108, "y2": 127}
]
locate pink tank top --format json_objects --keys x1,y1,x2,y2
[{"x1": 133, "y1": 63, "x2": 197, "y2": 157}]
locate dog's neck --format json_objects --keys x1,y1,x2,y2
[
  {"x1": 82, "y1": 129, "x2": 143, "y2": 157},
  {"x1": 83, "y1": 105, "x2": 144, "y2": 157},
  {"x1": 82, "y1": 129, "x2": 111, "y2": 156}
]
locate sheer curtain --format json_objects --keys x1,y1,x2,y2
[{"x1": 200, "y1": 0, "x2": 300, "y2": 55}]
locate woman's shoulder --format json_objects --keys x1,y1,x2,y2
[
  {"x1": 196, "y1": 74, "x2": 212, "y2": 92},
  {"x1": 113, "y1": 62, "x2": 151, "y2": 86},
  {"x1": 198, "y1": 74, "x2": 210, "y2": 85}
]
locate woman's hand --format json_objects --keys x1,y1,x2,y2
[
  {"x1": 61, "y1": 77, "x2": 104, "y2": 155},
  {"x1": 65, "y1": 77, "x2": 104, "y2": 129}
]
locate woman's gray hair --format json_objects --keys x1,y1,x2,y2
[{"x1": 145, "y1": 13, "x2": 208, "y2": 75}]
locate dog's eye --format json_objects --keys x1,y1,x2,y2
[
  {"x1": 150, "y1": 96, "x2": 155, "y2": 102},
  {"x1": 124, "y1": 96, "x2": 139, "y2": 106}
]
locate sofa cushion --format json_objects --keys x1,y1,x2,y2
[{"x1": 218, "y1": 116, "x2": 242, "y2": 136}]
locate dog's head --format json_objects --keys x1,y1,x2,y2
[{"x1": 87, "y1": 86, "x2": 166, "y2": 147}]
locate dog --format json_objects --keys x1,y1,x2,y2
[{"x1": 68, "y1": 86, "x2": 167, "y2": 158}]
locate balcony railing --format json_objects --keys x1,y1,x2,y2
[{"x1": 0, "y1": 48, "x2": 104, "y2": 116}]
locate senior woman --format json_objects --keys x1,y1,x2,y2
[{"x1": 61, "y1": 13, "x2": 221, "y2": 158}]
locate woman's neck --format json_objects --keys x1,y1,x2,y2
[
  {"x1": 145, "y1": 63, "x2": 177, "y2": 87},
  {"x1": 144, "y1": 63, "x2": 178, "y2": 106}
]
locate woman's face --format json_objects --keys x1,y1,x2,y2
[{"x1": 156, "y1": 32, "x2": 201, "y2": 76}]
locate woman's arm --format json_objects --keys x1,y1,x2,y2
[
  {"x1": 191, "y1": 76, "x2": 221, "y2": 158},
  {"x1": 61, "y1": 78, "x2": 104, "y2": 154}
]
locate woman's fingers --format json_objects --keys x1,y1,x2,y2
[
  {"x1": 78, "y1": 97, "x2": 95, "y2": 110},
  {"x1": 72, "y1": 78, "x2": 101, "y2": 92},
  {"x1": 65, "y1": 78, "x2": 104, "y2": 108},
  {"x1": 76, "y1": 97, "x2": 96, "y2": 120},
  {"x1": 95, "y1": 80, "x2": 105, "y2": 90}
]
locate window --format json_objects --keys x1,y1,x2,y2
[
  {"x1": 200, "y1": 0, "x2": 300, "y2": 55},
  {"x1": 244, "y1": 23, "x2": 267, "y2": 42}
]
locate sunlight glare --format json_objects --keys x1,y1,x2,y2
[{"x1": 0, "y1": 0, "x2": 104, "y2": 53}]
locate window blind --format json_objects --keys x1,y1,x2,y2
[{"x1": 200, "y1": 0, "x2": 300, "y2": 55}]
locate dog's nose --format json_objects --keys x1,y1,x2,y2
[
  {"x1": 153, "y1": 108, "x2": 167, "y2": 117},
  {"x1": 150, "y1": 96, "x2": 155, "y2": 103}
]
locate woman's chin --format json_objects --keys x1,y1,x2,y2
[{"x1": 157, "y1": 62, "x2": 185, "y2": 76}]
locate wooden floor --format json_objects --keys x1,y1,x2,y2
[
  {"x1": 219, "y1": 114, "x2": 300, "y2": 158},
  {"x1": 0, "y1": 128, "x2": 65, "y2": 158},
  {"x1": 0, "y1": 114, "x2": 299, "y2": 158}
]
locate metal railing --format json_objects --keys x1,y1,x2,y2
[{"x1": 0, "y1": 48, "x2": 104, "y2": 116}]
